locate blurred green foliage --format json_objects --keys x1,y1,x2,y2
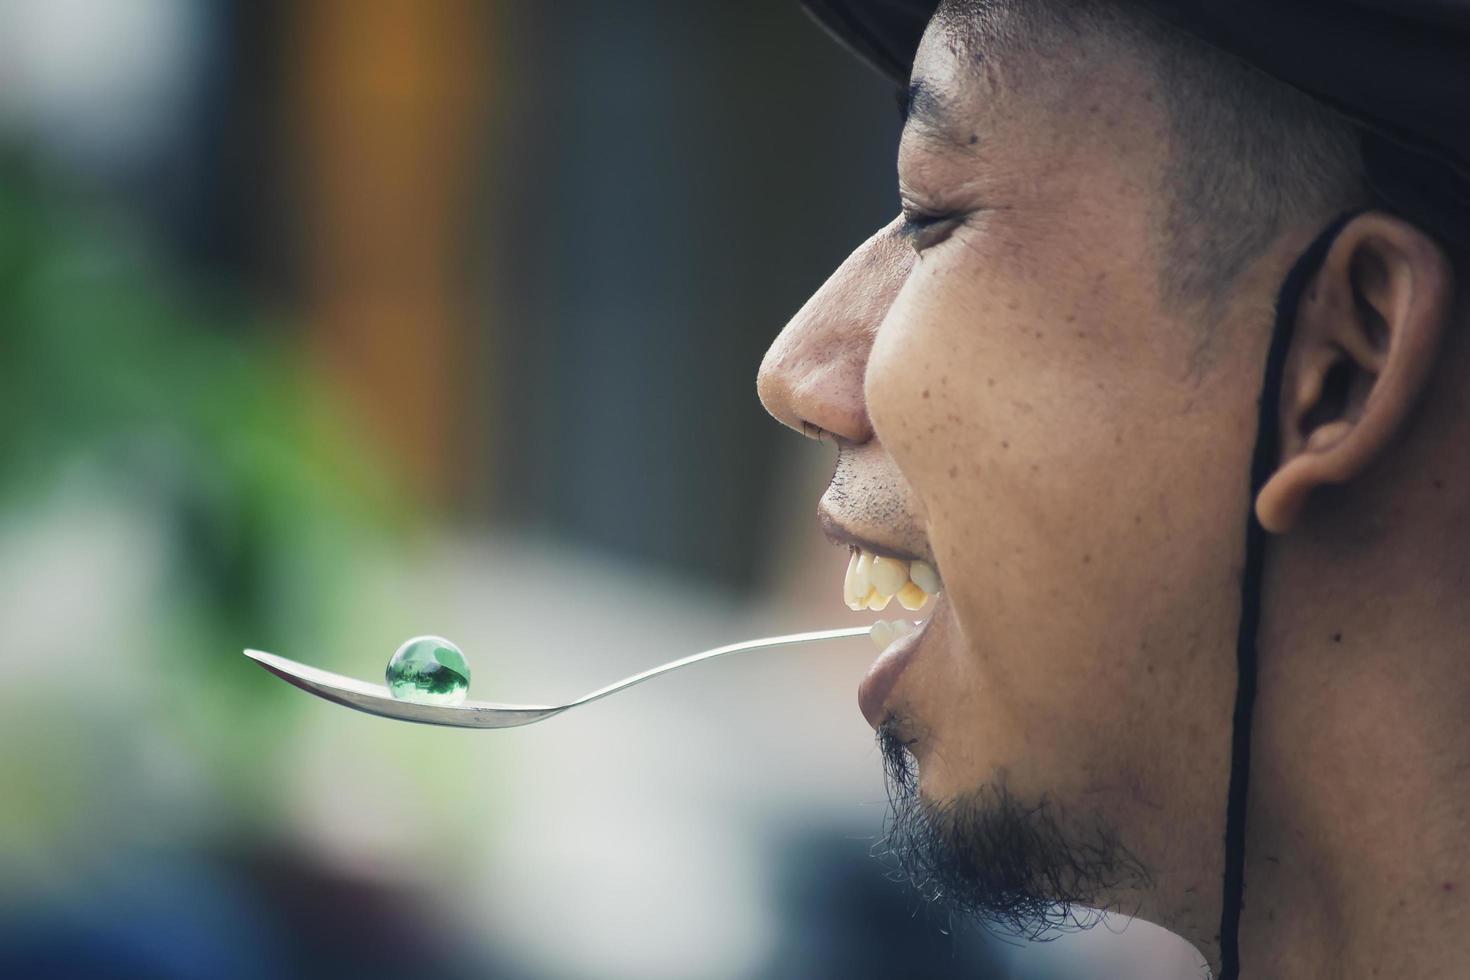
[{"x1": 0, "y1": 154, "x2": 416, "y2": 848}]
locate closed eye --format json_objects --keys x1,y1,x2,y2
[{"x1": 898, "y1": 209, "x2": 960, "y2": 252}]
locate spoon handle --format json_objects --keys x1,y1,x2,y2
[{"x1": 568, "y1": 625, "x2": 872, "y2": 708}]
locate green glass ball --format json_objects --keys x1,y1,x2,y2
[{"x1": 386, "y1": 636, "x2": 470, "y2": 705}]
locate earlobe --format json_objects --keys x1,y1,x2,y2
[{"x1": 1254, "y1": 213, "x2": 1454, "y2": 535}]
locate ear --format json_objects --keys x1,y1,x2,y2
[{"x1": 1255, "y1": 212, "x2": 1455, "y2": 534}]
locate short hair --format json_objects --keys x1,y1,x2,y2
[{"x1": 935, "y1": 0, "x2": 1365, "y2": 316}]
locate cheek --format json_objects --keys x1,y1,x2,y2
[
  {"x1": 868, "y1": 251, "x2": 1252, "y2": 717},
  {"x1": 866, "y1": 260, "x2": 1043, "y2": 550},
  {"x1": 867, "y1": 267, "x2": 995, "y2": 473}
]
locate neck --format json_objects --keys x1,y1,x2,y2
[{"x1": 1240, "y1": 460, "x2": 1470, "y2": 978}]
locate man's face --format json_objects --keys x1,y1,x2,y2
[{"x1": 759, "y1": 21, "x2": 1291, "y2": 938}]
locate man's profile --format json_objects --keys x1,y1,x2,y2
[{"x1": 758, "y1": 1, "x2": 1470, "y2": 976}]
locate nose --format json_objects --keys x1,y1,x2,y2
[{"x1": 757, "y1": 217, "x2": 912, "y2": 444}]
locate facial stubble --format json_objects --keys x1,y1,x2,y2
[{"x1": 875, "y1": 719, "x2": 1153, "y2": 939}]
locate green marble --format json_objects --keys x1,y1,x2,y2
[{"x1": 386, "y1": 636, "x2": 470, "y2": 705}]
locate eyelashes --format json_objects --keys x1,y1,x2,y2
[
  {"x1": 897, "y1": 209, "x2": 961, "y2": 252},
  {"x1": 898, "y1": 210, "x2": 949, "y2": 237}
]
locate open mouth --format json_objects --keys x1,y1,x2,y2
[
  {"x1": 819, "y1": 509, "x2": 945, "y2": 720},
  {"x1": 841, "y1": 545, "x2": 945, "y2": 667},
  {"x1": 827, "y1": 533, "x2": 947, "y2": 725}
]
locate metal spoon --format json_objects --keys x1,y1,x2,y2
[{"x1": 244, "y1": 625, "x2": 871, "y2": 729}]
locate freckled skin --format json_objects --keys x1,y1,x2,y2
[
  {"x1": 769, "y1": 24, "x2": 1280, "y2": 954},
  {"x1": 759, "y1": 11, "x2": 1470, "y2": 980}
]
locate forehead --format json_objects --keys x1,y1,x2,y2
[
  {"x1": 901, "y1": 12, "x2": 1074, "y2": 175},
  {"x1": 898, "y1": 20, "x2": 1054, "y2": 197},
  {"x1": 901, "y1": 14, "x2": 1166, "y2": 177},
  {"x1": 906, "y1": 20, "x2": 997, "y2": 143},
  {"x1": 897, "y1": 24, "x2": 1014, "y2": 190}
]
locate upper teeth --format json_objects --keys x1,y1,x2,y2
[
  {"x1": 909, "y1": 560, "x2": 941, "y2": 596},
  {"x1": 844, "y1": 548, "x2": 941, "y2": 611}
]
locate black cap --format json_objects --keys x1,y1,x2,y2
[{"x1": 800, "y1": 0, "x2": 1470, "y2": 243}]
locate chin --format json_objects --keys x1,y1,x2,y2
[{"x1": 876, "y1": 720, "x2": 1150, "y2": 940}]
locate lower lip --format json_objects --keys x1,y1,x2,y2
[{"x1": 858, "y1": 615, "x2": 932, "y2": 728}]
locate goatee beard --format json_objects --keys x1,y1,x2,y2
[{"x1": 875, "y1": 719, "x2": 1152, "y2": 939}]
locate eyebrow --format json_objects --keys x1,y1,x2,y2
[{"x1": 898, "y1": 77, "x2": 977, "y2": 151}]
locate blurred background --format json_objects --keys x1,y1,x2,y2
[{"x1": 0, "y1": 1, "x2": 1205, "y2": 977}]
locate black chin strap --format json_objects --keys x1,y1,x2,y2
[{"x1": 1217, "y1": 211, "x2": 1361, "y2": 979}]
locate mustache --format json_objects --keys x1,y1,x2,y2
[
  {"x1": 874, "y1": 720, "x2": 1152, "y2": 940},
  {"x1": 820, "y1": 448, "x2": 927, "y2": 546}
]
